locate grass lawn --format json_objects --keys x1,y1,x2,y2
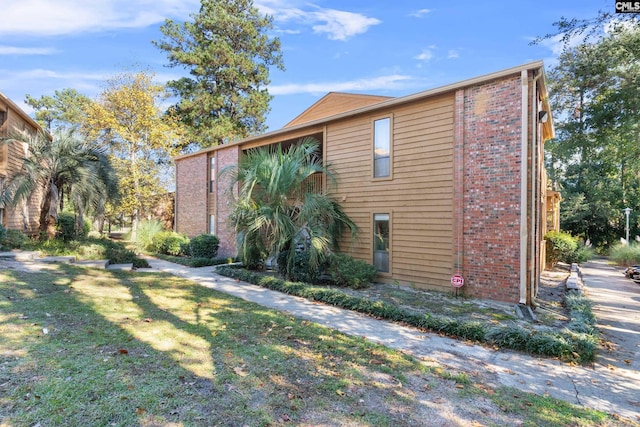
[{"x1": 0, "y1": 264, "x2": 632, "y2": 426}]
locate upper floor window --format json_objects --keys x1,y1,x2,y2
[
  {"x1": 209, "y1": 156, "x2": 216, "y2": 193},
  {"x1": 373, "y1": 117, "x2": 391, "y2": 178}
]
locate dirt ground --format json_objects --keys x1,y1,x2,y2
[{"x1": 335, "y1": 264, "x2": 572, "y2": 333}]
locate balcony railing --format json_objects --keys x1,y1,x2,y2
[{"x1": 290, "y1": 172, "x2": 325, "y2": 200}]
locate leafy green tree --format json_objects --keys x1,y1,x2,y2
[
  {"x1": 533, "y1": 8, "x2": 639, "y2": 49},
  {"x1": 546, "y1": 26, "x2": 640, "y2": 247},
  {"x1": 84, "y1": 71, "x2": 187, "y2": 241},
  {"x1": 154, "y1": 0, "x2": 284, "y2": 148},
  {"x1": 25, "y1": 88, "x2": 91, "y2": 131},
  {"x1": 0, "y1": 129, "x2": 117, "y2": 239},
  {"x1": 223, "y1": 138, "x2": 357, "y2": 276}
]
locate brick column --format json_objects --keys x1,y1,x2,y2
[
  {"x1": 215, "y1": 146, "x2": 239, "y2": 257},
  {"x1": 453, "y1": 89, "x2": 465, "y2": 276}
]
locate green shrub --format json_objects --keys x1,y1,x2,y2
[
  {"x1": 136, "y1": 219, "x2": 166, "y2": 251},
  {"x1": 54, "y1": 212, "x2": 89, "y2": 241},
  {"x1": 277, "y1": 249, "x2": 322, "y2": 283},
  {"x1": 565, "y1": 292, "x2": 596, "y2": 334},
  {"x1": 189, "y1": 234, "x2": 220, "y2": 258},
  {"x1": 56, "y1": 212, "x2": 83, "y2": 241},
  {"x1": 486, "y1": 325, "x2": 529, "y2": 351},
  {"x1": 150, "y1": 231, "x2": 189, "y2": 256},
  {"x1": 153, "y1": 253, "x2": 235, "y2": 267},
  {"x1": 545, "y1": 231, "x2": 579, "y2": 266},
  {"x1": 0, "y1": 225, "x2": 7, "y2": 250},
  {"x1": 573, "y1": 245, "x2": 595, "y2": 264},
  {"x1": 242, "y1": 242, "x2": 266, "y2": 270},
  {"x1": 609, "y1": 243, "x2": 640, "y2": 265},
  {"x1": 2, "y1": 229, "x2": 29, "y2": 249},
  {"x1": 327, "y1": 253, "x2": 377, "y2": 289}
]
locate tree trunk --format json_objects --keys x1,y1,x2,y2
[
  {"x1": 130, "y1": 149, "x2": 140, "y2": 243},
  {"x1": 75, "y1": 194, "x2": 84, "y2": 238},
  {"x1": 39, "y1": 182, "x2": 60, "y2": 240}
]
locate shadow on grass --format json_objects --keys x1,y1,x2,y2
[
  {"x1": 0, "y1": 264, "x2": 629, "y2": 427},
  {"x1": 0, "y1": 265, "x2": 428, "y2": 426}
]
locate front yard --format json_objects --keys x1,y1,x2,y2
[{"x1": 0, "y1": 262, "x2": 631, "y2": 426}]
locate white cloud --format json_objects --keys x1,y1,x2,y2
[
  {"x1": 310, "y1": 9, "x2": 381, "y2": 41},
  {"x1": 269, "y1": 74, "x2": 412, "y2": 95},
  {"x1": 447, "y1": 49, "x2": 459, "y2": 59},
  {"x1": 257, "y1": 1, "x2": 380, "y2": 41},
  {"x1": 0, "y1": 46, "x2": 57, "y2": 55},
  {"x1": 414, "y1": 47, "x2": 435, "y2": 62},
  {"x1": 410, "y1": 9, "x2": 431, "y2": 18},
  {"x1": 0, "y1": 0, "x2": 199, "y2": 36},
  {"x1": 0, "y1": 68, "x2": 109, "y2": 102},
  {"x1": 2, "y1": 0, "x2": 380, "y2": 41}
]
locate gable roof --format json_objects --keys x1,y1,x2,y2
[
  {"x1": 175, "y1": 60, "x2": 553, "y2": 160},
  {"x1": 284, "y1": 92, "x2": 394, "y2": 128},
  {"x1": 0, "y1": 92, "x2": 42, "y2": 133}
]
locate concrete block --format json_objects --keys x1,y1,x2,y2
[
  {"x1": 106, "y1": 263, "x2": 134, "y2": 271},
  {"x1": 74, "y1": 259, "x2": 109, "y2": 269},
  {"x1": 566, "y1": 271, "x2": 582, "y2": 291},
  {"x1": 37, "y1": 256, "x2": 76, "y2": 264},
  {"x1": 0, "y1": 251, "x2": 41, "y2": 261}
]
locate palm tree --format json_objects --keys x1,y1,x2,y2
[
  {"x1": 0, "y1": 128, "x2": 118, "y2": 239},
  {"x1": 224, "y1": 137, "x2": 357, "y2": 276}
]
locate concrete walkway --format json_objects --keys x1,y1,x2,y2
[{"x1": 141, "y1": 258, "x2": 640, "y2": 420}]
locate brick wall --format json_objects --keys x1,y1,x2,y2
[
  {"x1": 175, "y1": 153, "x2": 207, "y2": 237},
  {"x1": 215, "y1": 146, "x2": 239, "y2": 257},
  {"x1": 459, "y1": 75, "x2": 523, "y2": 303}
]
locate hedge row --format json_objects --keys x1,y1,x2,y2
[
  {"x1": 154, "y1": 253, "x2": 234, "y2": 267},
  {"x1": 216, "y1": 266, "x2": 597, "y2": 363}
]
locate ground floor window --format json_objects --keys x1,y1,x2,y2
[
  {"x1": 0, "y1": 177, "x2": 4, "y2": 227},
  {"x1": 209, "y1": 214, "x2": 215, "y2": 235},
  {"x1": 373, "y1": 213, "x2": 390, "y2": 272}
]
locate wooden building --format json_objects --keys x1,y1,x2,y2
[
  {"x1": 0, "y1": 92, "x2": 43, "y2": 233},
  {"x1": 174, "y1": 61, "x2": 555, "y2": 305}
]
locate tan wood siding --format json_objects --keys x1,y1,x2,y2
[
  {"x1": 327, "y1": 94, "x2": 455, "y2": 291},
  {"x1": 0, "y1": 106, "x2": 42, "y2": 232}
]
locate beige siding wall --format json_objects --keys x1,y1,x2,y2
[
  {"x1": 0, "y1": 100, "x2": 42, "y2": 233},
  {"x1": 327, "y1": 94, "x2": 455, "y2": 291}
]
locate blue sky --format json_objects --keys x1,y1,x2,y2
[{"x1": 1, "y1": 0, "x2": 609, "y2": 131}]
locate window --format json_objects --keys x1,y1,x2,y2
[
  {"x1": 373, "y1": 117, "x2": 391, "y2": 178},
  {"x1": 209, "y1": 156, "x2": 216, "y2": 193},
  {"x1": 209, "y1": 214, "x2": 215, "y2": 235},
  {"x1": 0, "y1": 177, "x2": 4, "y2": 226},
  {"x1": 373, "y1": 213, "x2": 390, "y2": 272},
  {"x1": 0, "y1": 110, "x2": 6, "y2": 139}
]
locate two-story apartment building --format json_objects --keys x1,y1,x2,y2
[
  {"x1": 174, "y1": 61, "x2": 555, "y2": 305},
  {"x1": 0, "y1": 92, "x2": 43, "y2": 233}
]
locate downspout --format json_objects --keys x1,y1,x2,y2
[
  {"x1": 519, "y1": 69, "x2": 543, "y2": 305},
  {"x1": 174, "y1": 161, "x2": 178, "y2": 232},
  {"x1": 530, "y1": 70, "x2": 543, "y2": 304},
  {"x1": 519, "y1": 70, "x2": 529, "y2": 305}
]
